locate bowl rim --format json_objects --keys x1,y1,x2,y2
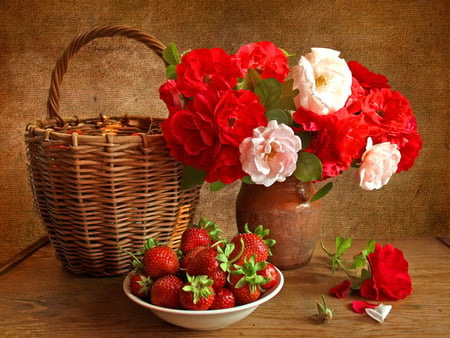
[{"x1": 123, "y1": 266, "x2": 284, "y2": 315}]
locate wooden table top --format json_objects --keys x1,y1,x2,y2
[{"x1": 0, "y1": 238, "x2": 449, "y2": 337}]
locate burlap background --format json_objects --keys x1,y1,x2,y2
[{"x1": 0, "y1": 0, "x2": 448, "y2": 268}]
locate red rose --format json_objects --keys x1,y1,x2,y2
[
  {"x1": 293, "y1": 108, "x2": 369, "y2": 179},
  {"x1": 363, "y1": 88, "x2": 415, "y2": 131},
  {"x1": 329, "y1": 279, "x2": 351, "y2": 298},
  {"x1": 348, "y1": 61, "x2": 391, "y2": 91},
  {"x1": 235, "y1": 41, "x2": 290, "y2": 82},
  {"x1": 159, "y1": 79, "x2": 184, "y2": 115},
  {"x1": 161, "y1": 90, "x2": 219, "y2": 172},
  {"x1": 214, "y1": 89, "x2": 267, "y2": 147},
  {"x1": 360, "y1": 243, "x2": 412, "y2": 300},
  {"x1": 206, "y1": 145, "x2": 246, "y2": 184},
  {"x1": 362, "y1": 88, "x2": 422, "y2": 172},
  {"x1": 176, "y1": 48, "x2": 242, "y2": 98}
]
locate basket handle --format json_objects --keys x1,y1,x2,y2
[{"x1": 47, "y1": 25, "x2": 167, "y2": 127}]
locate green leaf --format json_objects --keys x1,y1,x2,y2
[
  {"x1": 165, "y1": 64, "x2": 177, "y2": 80},
  {"x1": 296, "y1": 131, "x2": 312, "y2": 150},
  {"x1": 265, "y1": 109, "x2": 293, "y2": 125},
  {"x1": 210, "y1": 180, "x2": 227, "y2": 191},
  {"x1": 241, "y1": 176, "x2": 254, "y2": 184},
  {"x1": 241, "y1": 68, "x2": 262, "y2": 91},
  {"x1": 365, "y1": 239, "x2": 376, "y2": 254},
  {"x1": 182, "y1": 165, "x2": 206, "y2": 190},
  {"x1": 255, "y1": 78, "x2": 282, "y2": 109},
  {"x1": 162, "y1": 42, "x2": 180, "y2": 66},
  {"x1": 275, "y1": 79, "x2": 298, "y2": 111},
  {"x1": 294, "y1": 152, "x2": 322, "y2": 182},
  {"x1": 311, "y1": 182, "x2": 333, "y2": 202},
  {"x1": 336, "y1": 237, "x2": 352, "y2": 257}
]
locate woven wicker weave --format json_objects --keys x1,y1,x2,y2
[{"x1": 25, "y1": 25, "x2": 201, "y2": 277}]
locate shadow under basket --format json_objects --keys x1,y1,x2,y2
[{"x1": 24, "y1": 25, "x2": 201, "y2": 277}]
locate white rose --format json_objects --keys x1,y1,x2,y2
[
  {"x1": 356, "y1": 138, "x2": 402, "y2": 190},
  {"x1": 292, "y1": 47, "x2": 352, "y2": 115}
]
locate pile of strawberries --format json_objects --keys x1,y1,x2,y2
[{"x1": 126, "y1": 218, "x2": 279, "y2": 311}]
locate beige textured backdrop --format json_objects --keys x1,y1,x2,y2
[{"x1": 0, "y1": 0, "x2": 449, "y2": 268}]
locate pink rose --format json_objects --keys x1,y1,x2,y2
[
  {"x1": 356, "y1": 137, "x2": 401, "y2": 190},
  {"x1": 239, "y1": 120, "x2": 302, "y2": 187}
]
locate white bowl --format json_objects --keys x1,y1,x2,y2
[{"x1": 123, "y1": 267, "x2": 284, "y2": 330}]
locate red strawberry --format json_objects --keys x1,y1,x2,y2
[
  {"x1": 180, "y1": 246, "x2": 205, "y2": 269},
  {"x1": 228, "y1": 256, "x2": 270, "y2": 305},
  {"x1": 229, "y1": 224, "x2": 275, "y2": 265},
  {"x1": 232, "y1": 281, "x2": 261, "y2": 305},
  {"x1": 258, "y1": 263, "x2": 279, "y2": 290},
  {"x1": 209, "y1": 268, "x2": 227, "y2": 291},
  {"x1": 143, "y1": 239, "x2": 179, "y2": 279},
  {"x1": 129, "y1": 273, "x2": 152, "y2": 299},
  {"x1": 210, "y1": 287, "x2": 236, "y2": 309},
  {"x1": 180, "y1": 227, "x2": 211, "y2": 255},
  {"x1": 150, "y1": 275, "x2": 183, "y2": 308},
  {"x1": 180, "y1": 218, "x2": 222, "y2": 254},
  {"x1": 179, "y1": 274, "x2": 215, "y2": 310},
  {"x1": 186, "y1": 247, "x2": 219, "y2": 276}
]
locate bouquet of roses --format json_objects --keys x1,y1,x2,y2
[{"x1": 158, "y1": 41, "x2": 422, "y2": 196}]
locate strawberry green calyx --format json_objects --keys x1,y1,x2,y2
[
  {"x1": 244, "y1": 224, "x2": 276, "y2": 255},
  {"x1": 143, "y1": 238, "x2": 159, "y2": 251},
  {"x1": 117, "y1": 244, "x2": 144, "y2": 273},
  {"x1": 183, "y1": 274, "x2": 215, "y2": 304},
  {"x1": 198, "y1": 217, "x2": 223, "y2": 242},
  {"x1": 216, "y1": 242, "x2": 238, "y2": 273},
  {"x1": 231, "y1": 255, "x2": 269, "y2": 293}
]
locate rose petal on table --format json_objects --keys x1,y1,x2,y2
[
  {"x1": 329, "y1": 279, "x2": 352, "y2": 298},
  {"x1": 352, "y1": 300, "x2": 379, "y2": 313},
  {"x1": 365, "y1": 304, "x2": 392, "y2": 323}
]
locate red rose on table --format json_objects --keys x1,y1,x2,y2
[{"x1": 360, "y1": 243, "x2": 412, "y2": 300}]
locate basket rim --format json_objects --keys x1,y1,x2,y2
[{"x1": 26, "y1": 114, "x2": 166, "y2": 143}]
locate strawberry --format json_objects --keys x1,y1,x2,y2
[
  {"x1": 129, "y1": 273, "x2": 152, "y2": 299},
  {"x1": 180, "y1": 246, "x2": 205, "y2": 269},
  {"x1": 179, "y1": 274, "x2": 215, "y2": 310},
  {"x1": 258, "y1": 262, "x2": 279, "y2": 290},
  {"x1": 180, "y1": 217, "x2": 222, "y2": 254},
  {"x1": 228, "y1": 256, "x2": 270, "y2": 305},
  {"x1": 186, "y1": 247, "x2": 219, "y2": 276},
  {"x1": 143, "y1": 238, "x2": 179, "y2": 279},
  {"x1": 150, "y1": 274, "x2": 183, "y2": 309},
  {"x1": 209, "y1": 268, "x2": 227, "y2": 291},
  {"x1": 229, "y1": 224, "x2": 275, "y2": 265},
  {"x1": 210, "y1": 287, "x2": 236, "y2": 309},
  {"x1": 232, "y1": 280, "x2": 261, "y2": 305}
]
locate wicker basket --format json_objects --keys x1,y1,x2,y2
[{"x1": 25, "y1": 25, "x2": 201, "y2": 277}]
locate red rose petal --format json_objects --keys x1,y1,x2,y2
[
  {"x1": 329, "y1": 280, "x2": 351, "y2": 298},
  {"x1": 352, "y1": 300, "x2": 379, "y2": 314}
]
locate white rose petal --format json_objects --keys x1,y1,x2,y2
[
  {"x1": 365, "y1": 304, "x2": 392, "y2": 323},
  {"x1": 292, "y1": 47, "x2": 353, "y2": 115}
]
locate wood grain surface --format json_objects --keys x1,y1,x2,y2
[{"x1": 1, "y1": 238, "x2": 449, "y2": 337}]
